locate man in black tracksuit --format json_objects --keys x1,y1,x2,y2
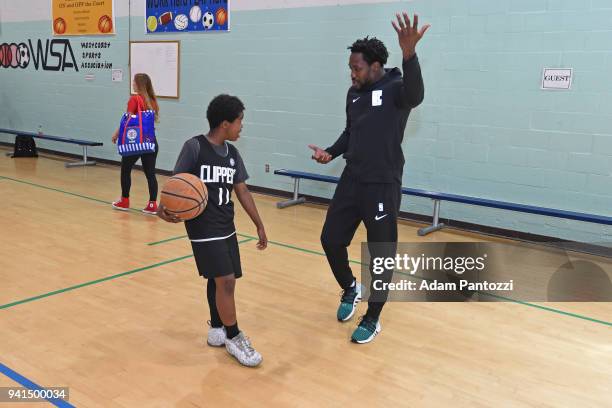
[{"x1": 309, "y1": 13, "x2": 429, "y2": 343}]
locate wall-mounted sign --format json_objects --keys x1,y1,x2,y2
[
  {"x1": 145, "y1": 0, "x2": 229, "y2": 34},
  {"x1": 0, "y1": 39, "x2": 116, "y2": 73},
  {"x1": 112, "y1": 68, "x2": 123, "y2": 82},
  {"x1": 81, "y1": 41, "x2": 113, "y2": 70},
  {"x1": 541, "y1": 68, "x2": 573, "y2": 90},
  {"x1": 52, "y1": 0, "x2": 115, "y2": 36},
  {"x1": 0, "y1": 39, "x2": 78, "y2": 71}
]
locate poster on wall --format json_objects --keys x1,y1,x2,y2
[
  {"x1": 52, "y1": 0, "x2": 115, "y2": 36},
  {"x1": 145, "y1": 0, "x2": 229, "y2": 34}
]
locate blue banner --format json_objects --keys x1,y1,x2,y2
[{"x1": 145, "y1": 1, "x2": 229, "y2": 34}]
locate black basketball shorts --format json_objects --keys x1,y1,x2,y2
[{"x1": 190, "y1": 233, "x2": 242, "y2": 279}]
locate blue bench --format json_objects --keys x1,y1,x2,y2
[
  {"x1": 0, "y1": 128, "x2": 103, "y2": 168},
  {"x1": 274, "y1": 169, "x2": 612, "y2": 236}
]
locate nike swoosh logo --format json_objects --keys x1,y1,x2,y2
[
  {"x1": 374, "y1": 214, "x2": 388, "y2": 221},
  {"x1": 352, "y1": 97, "x2": 360, "y2": 103}
]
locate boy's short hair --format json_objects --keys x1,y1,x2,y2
[{"x1": 207, "y1": 94, "x2": 245, "y2": 130}]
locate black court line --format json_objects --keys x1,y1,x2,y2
[{"x1": 2, "y1": 174, "x2": 611, "y2": 327}]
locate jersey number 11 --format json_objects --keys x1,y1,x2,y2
[{"x1": 218, "y1": 187, "x2": 230, "y2": 205}]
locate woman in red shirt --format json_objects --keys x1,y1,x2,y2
[{"x1": 111, "y1": 73, "x2": 160, "y2": 214}]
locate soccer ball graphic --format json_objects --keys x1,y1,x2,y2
[
  {"x1": 202, "y1": 11, "x2": 214, "y2": 29},
  {"x1": 189, "y1": 5, "x2": 202, "y2": 23},
  {"x1": 174, "y1": 14, "x2": 188, "y2": 31},
  {"x1": 17, "y1": 43, "x2": 29, "y2": 68}
]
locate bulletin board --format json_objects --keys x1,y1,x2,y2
[{"x1": 129, "y1": 41, "x2": 180, "y2": 99}]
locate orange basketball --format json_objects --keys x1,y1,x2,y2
[
  {"x1": 160, "y1": 173, "x2": 208, "y2": 221},
  {"x1": 98, "y1": 15, "x2": 113, "y2": 33},
  {"x1": 215, "y1": 7, "x2": 227, "y2": 26},
  {"x1": 54, "y1": 18, "x2": 66, "y2": 35}
]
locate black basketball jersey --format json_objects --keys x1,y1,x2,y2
[{"x1": 184, "y1": 135, "x2": 238, "y2": 241}]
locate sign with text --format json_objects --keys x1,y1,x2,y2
[
  {"x1": 0, "y1": 38, "x2": 116, "y2": 73},
  {"x1": 145, "y1": 0, "x2": 229, "y2": 34},
  {"x1": 542, "y1": 68, "x2": 573, "y2": 90},
  {"x1": 52, "y1": 0, "x2": 115, "y2": 36}
]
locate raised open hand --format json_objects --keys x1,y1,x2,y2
[{"x1": 391, "y1": 12, "x2": 430, "y2": 59}]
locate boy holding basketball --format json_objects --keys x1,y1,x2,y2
[{"x1": 158, "y1": 94, "x2": 267, "y2": 367}]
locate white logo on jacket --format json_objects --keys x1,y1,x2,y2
[{"x1": 372, "y1": 90, "x2": 382, "y2": 106}]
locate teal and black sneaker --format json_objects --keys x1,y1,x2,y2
[
  {"x1": 336, "y1": 282, "x2": 362, "y2": 322},
  {"x1": 351, "y1": 316, "x2": 381, "y2": 344}
]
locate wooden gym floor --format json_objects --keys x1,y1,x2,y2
[{"x1": 0, "y1": 148, "x2": 610, "y2": 407}]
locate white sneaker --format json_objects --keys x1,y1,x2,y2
[
  {"x1": 225, "y1": 332, "x2": 262, "y2": 367},
  {"x1": 207, "y1": 321, "x2": 225, "y2": 347}
]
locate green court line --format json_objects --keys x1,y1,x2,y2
[
  {"x1": 2, "y1": 176, "x2": 142, "y2": 213},
  {"x1": 235, "y1": 233, "x2": 612, "y2": 328},
  {"x1": 0, "y1": 237, "x2": 255, "y2": 311},
  {"x1": 3, "y1": 175, "x2": 611, "y2": 327},
  {"x1": 150, "y1": 233, "x2": 361, "y2": 264},
  {"x1": 153, "y1": 232, "x2": 612, "y2": 327},
  {"x1": 389, "y1": 271, "x2": 612, "y2": 327},
  {"x1": 478, "y1": 293, "x2": 612, "y2": 327},
  {"x1": 148, "y1": 235, "x2": 188, "y2": 246},
  {"x1": 0, "y1": 254, "x2": 193, "y2": 310},
  {"x1": 237, "y1": 238, "x2": 255, "y2": 244}
]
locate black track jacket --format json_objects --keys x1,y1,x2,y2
[{"x1": 325, "y1": 54, "x2": 424, "y2": 184}]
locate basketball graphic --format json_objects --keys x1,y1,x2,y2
[
  {"x1": 98, "y1": 15, "x2": 113, "y2": 33},
  {"x1": 174, "y1": 14, "x2": 188, "y2": 31},
  {"x1": 215, "y1": 7, "x2": 227, "y2": 27},
  {"x1": 202, "y1": 11, "x2": 214, "y2": 29},
  {"x1": 147, "y1": 15, "x2": 158, "y2": 32},
  {"x1": 53, "y1": 18, "x2": 66, "y2": 35},
  {"x1": 189, "y1": 5, "x2": 202, "y2": 23}
]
